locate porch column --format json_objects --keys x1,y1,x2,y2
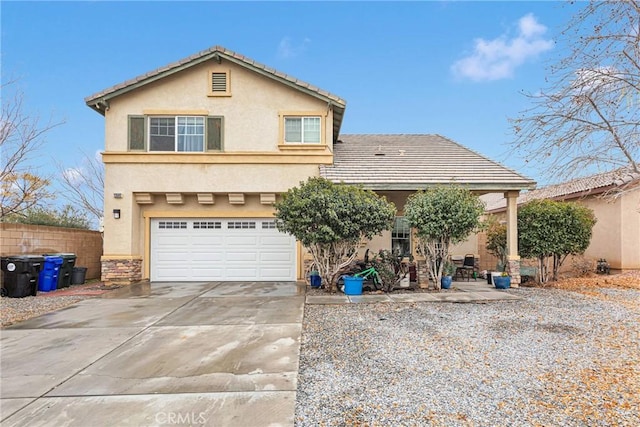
[{"x1": 505, "y1": 191, "x2": 521, "y2": 287}]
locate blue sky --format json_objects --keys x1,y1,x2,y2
[{"x1": 2, "y1": 1, "x2": 580, "y2": 189}]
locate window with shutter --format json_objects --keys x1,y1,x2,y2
[{"x1": 128, "y1": 115, "x2": 223, "y2": 152}]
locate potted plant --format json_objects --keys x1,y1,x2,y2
[
  {"x1": 440, "y1": 260, "x2": 455, "y2": 289},
  {"x1": 493, "y1": 268, "x2": 511, "y2": 289},
  {"x1": 485, "y1": 219, "x2": 507, "y2": 285}
]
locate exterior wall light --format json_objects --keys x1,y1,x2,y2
[{"x1": 113, "y1": 209, "x2": 121, "y2": 219}]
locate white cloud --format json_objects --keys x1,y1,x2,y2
[
  {"x1": 62, "y1": 167, "x2": 84, "y2": 185},
  {"x1": 277, "y1": 37, "x2": 311, "y2": 59},
  {"x1": 451, "y1": 13, "x2": 554, "y2": 82}
]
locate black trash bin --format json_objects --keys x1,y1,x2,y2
[
  {"x1": 44, "y1": 253, "x2": 77, "y2": 288},
  {"x1": 71, "y1": 267, "x2": 88, "y2": 285},
  {"x1": 1, "y1": 255, "x2": 45, "y2": 298}
]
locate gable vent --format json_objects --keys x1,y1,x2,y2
[{"x1": 211, "y1": 72, "x2": 227, "y2": 93}]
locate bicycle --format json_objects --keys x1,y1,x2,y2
[{"x1": 354, "y1": 266, "x2": 384, "y2": 291}]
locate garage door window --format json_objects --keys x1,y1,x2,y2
[
  {"x1": 228, "y1": 221, "x2": 256, "y2": 229},
  {"x1": 158, "y1": 221, "x2": 187, "y2": 229},
  {"x1": 193, "y1": 221, "x2": 221, "y2": 229}
]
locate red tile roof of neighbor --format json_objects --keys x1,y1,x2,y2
[{"x1": 483, "y1": 167, "x2": 640, "y2": 212}]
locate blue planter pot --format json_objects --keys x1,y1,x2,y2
[
  {"x1": 343, "y1": 276, "x2": 364, "y2": 295},
  {"x1": 440, "y1": 276, "x2": 452, "y2": 289},
  {"x1": 494, "y1": 276, "x2": 511, "y2": 289},
  {"x1": 309, "y1": 274, "x2": 322, "y2": 288}
]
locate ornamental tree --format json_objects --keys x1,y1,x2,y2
[
  {"x1": 274, "y1": 177, "x2": 396, "y2": 292},
  {"x1": 405, "y1": 187, "x2": 484, "y2": 289},
  {"x1": 485, "y1": 217, "x2": 508, "y2": 271},
  {"x1": 518, "y1": 199, "x2": 596, "y2": 283}
]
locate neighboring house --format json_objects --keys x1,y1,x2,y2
[
  {"x1": 85, "y1": 46, "x2": 535, "y2": 285},
  {"x1": 483, "y1": 168, "x2": 640, "y2": 271}
]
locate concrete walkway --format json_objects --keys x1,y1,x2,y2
[
  {"x1": 1, "y1": 279, "x2": 518, "y2": 427},
  {"x1": 1, "y1": 282, "x2": 305, "y2": 427},
  {"x1": 306, "y1": 279, "x2": 521, "y2": 304}
]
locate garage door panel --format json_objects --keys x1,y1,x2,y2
[
  {"x1": 191, "y1": 267, "x2": 224, "y2": 279},
  {"x1": 191, "y1": 236, "x2": 224, "y2": 246},
  {"x1": 155, "y1": 235, "x2": 190, "y2": 246},
  {"x1": 260, "y1": 251, "x2": 293, "y2": 262},
  {"x1": 190, "y1": 252, "x2": 225, "y2": 262},
  {"x1": 260, "y1": 235, "x2": 293, "y2": 245},
  {"x1": 225, "y1": 236, "x2": 259, "y2": 246},
  {"x1": 155, "y1": 251, "x2": 190, "y2": 262},
  {"x1": 226, "y1": 251, "x2": 258, "y2": 262},
  {"x1": 151, "y1": 218, "x2": 295, "y2": 281}
]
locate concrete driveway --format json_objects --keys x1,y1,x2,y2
[{"x1": 1, "y1": 281, "x2": 305, "y2": 427}]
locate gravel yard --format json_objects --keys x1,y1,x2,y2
[
  {"x1": 296, "y1": 282, "x2": 640, "y2": 426},
  {"x1": 1, "y1": 295, "x2": 91, "y2": 327}
]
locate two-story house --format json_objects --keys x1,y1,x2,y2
[{"x1": 86, "y1": 46, "x2": 535, "y2": 285}]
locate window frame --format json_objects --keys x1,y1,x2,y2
[
  {"x1": 278, "y1": 112, "x2": 326, "y2": 147},
  {"x1": 128, "y1": 115, "x2": 223, "y2": 152},
  {"x1": 391, "y1": 216, "x2": 412, "y2": 257},
  {"x1": 148, "y1": 116, "x2": 205, "y2": 152},
  {"x1": 283, "y1": 116, "x2": 322, "y2": 144}
]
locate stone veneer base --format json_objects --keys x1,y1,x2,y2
[{"x1": 101, "y1": 258, "x2": 143, "y2": 283}]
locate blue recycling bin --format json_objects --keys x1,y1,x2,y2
[
  {"x1": 43, "y1": 253, "x2": 76, "y2": 288},
  {"x1": 343, "y1": 276, "x2": 364, "y2": 295},
  {"x1": 38, "y1": 256, "x2": 63, "y2": 292}
]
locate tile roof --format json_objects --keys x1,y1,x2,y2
[
  {"x1": 320, "y1": 134, "x2": 536, "y2": 191},
  {"x1": 84, "y1": 45, "x2": 346, "y2": 140},
  {"x1": 483, "y1": 167, "x2": 640, "y2": 212}
]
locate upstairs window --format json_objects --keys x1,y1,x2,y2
[
  {"x1": 284, "y1": 116, "x2": 321, "y2": 144},
  {"x1": 128, "y1": 116, "x2": 223, "y2": 152}
]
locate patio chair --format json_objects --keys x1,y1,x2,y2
[{"x1": 459, "y1": 254, "x2": 478, "y2": 281}]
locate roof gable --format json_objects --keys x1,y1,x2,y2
[
  {"x1": 320, "y1": 134, "x2": 535, "y2": 191},
  {"x1": 85, "y1": 45, "x2": 346, "y2": 141}
]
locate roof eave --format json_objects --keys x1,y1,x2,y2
[
  {"x1": 85, "y1": 51, "x2": 222, "y2": 108},
  {"x1": 326, "y1": 182, "x2": 537, "y2": 192}
]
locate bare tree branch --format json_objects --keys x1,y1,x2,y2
[
  {"x1": 1, "y1": 81, "x2": 63, "y2": 218},
  {"x1": 510, "y1": 0, "x2": 640, "y2": 184},
  {"x1": 55, "y1": 150, "x2": 104, "y2": 222}
]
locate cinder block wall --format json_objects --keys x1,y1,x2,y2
[{"x1": 1, "y1": 223, "x2": 103, "y2": 280}]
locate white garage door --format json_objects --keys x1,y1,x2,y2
[{"x1": 151, "y1": 218, "x2": 296, "y2": 281}]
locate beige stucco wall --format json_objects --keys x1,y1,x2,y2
[
  {"x1": 104, "y1": 59, "x2": 334, "y2": 153},
  {"x1": 579, "y1": 197, "x2": 623, "y2": 267},
  {"x1": 104, "y1": 162, "x2": 318, "y2": 257},
  {"x1": 99, "y1": 56, "x2": 337, "y2": 279},
  {"x1": 479, "y1": 188, "x2": 640, "y2": 273},
  {"x1": 620, "y1": 188, "x2": 640, "y2": 269}
]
